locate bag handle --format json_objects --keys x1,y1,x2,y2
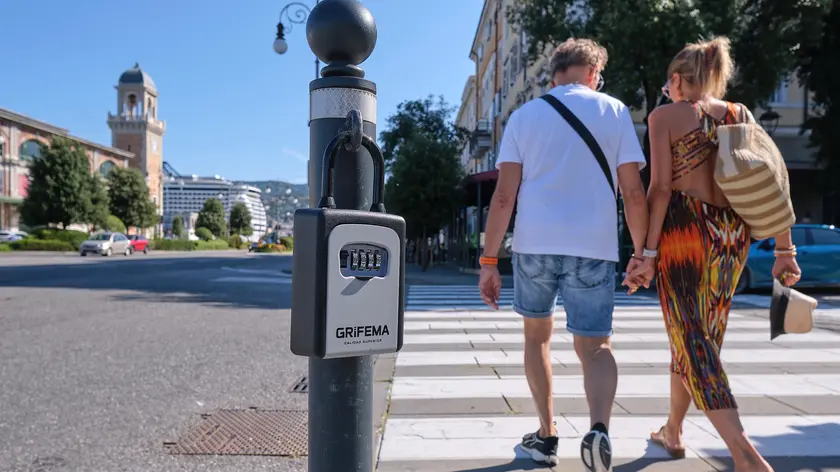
[{"x1": 540, "y1": 94, "x2": 617, "y2": 200}]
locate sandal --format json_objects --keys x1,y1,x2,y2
[{"x1": 650, "y1": 426, "x2": 686, "y2": 459}]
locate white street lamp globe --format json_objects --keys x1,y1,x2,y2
[
  {"x1": 273, "y1": 38, "x2": 288, "y2": 55},
  {"x1": 285, "y1": 188, "x2": 292, "y2": 195}
]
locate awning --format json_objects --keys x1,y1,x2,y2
[{"x1": 462, "y1": 169, "x2": 498, "y2": 185}]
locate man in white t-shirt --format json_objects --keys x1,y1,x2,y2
[{"x1": 478, "y1": 38, "x2": 649, "y2": 471}]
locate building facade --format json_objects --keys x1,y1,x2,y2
[
  {"x1": 162, "y1": 174, "x2": 268, "y2": 241},
  {"x1": 453, "y1": 0, "x2": 829, "y2": 273},
  {"x1": 454, "y1": 0, "x2": 554, "y2": 272},
  {"x1": 1, "y1": 63, "x2": 167, "y2": 234},
  {"x1": 0, "y1": 108, "x2": 133, "y2": 231}
]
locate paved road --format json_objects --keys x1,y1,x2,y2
[
  {"x1": 0, "y1": 252, "x2": 311, "y2": 472},
  {"x1": 376, "y1": 285, "x2": 840, "y2": 472}
]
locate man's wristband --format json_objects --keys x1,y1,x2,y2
[{"x1": 479, "y1": 256, "x2": 498, "y2": 266}]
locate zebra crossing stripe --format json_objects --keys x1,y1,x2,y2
[{"x1": 377, "y1": 285, "x2": 840, "y2": 463}]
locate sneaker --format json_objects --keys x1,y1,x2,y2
[
  {"x1": 581, "y1": 429, "x2": 612, "y2": 472},
  {"x1": 520, "y1": 430, "x2": 559, "y2": 466}
]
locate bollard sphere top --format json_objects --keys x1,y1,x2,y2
[{"x1": 306, "y1": 0, "x2": 377, "y2": 67}]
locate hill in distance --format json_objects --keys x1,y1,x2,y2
[{"x1": 239, "y1": 180, "x2": 309, "y2": 198}]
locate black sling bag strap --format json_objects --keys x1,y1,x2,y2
[{"x1": 540, "y1": 94, "x2": 617, "y2": 200}]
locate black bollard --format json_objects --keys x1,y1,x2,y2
[{"x1": 304, "y1": 1, "x2": 378, "y2": 471}]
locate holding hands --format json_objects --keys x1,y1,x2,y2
[{"x1": 622, "y1": 255, "x2": 655, "y2": 294}]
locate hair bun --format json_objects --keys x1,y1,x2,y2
[{"x1": 707, "y1": 37, "x2": 731, "y2": 55}]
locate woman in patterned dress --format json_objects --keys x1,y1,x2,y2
[{"x1": 625, "y1": 37, "x2": 802, "y2": 471}]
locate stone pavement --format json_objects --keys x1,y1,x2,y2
[{"x1": 374, "y1": 285, "x2": 840, "y2": 472}]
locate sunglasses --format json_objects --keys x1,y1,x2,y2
[{"x1": 596, "y1": 73, "x2": 605, "y2": 92}]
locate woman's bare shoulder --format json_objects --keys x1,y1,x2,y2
[{"x1": 649, "y1": 102, "x2": 691, "y2": 123}]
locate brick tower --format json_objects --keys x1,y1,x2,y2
[{"x1": 107, "y1": 63, "x2": 166, "y2": 236}]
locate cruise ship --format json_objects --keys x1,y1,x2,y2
[{"x1": 162, "y1": 163, "x2": 267, "y2": 241}]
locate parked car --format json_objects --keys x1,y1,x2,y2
[
  {"x1": 79, "y1": 232, "x2": 132, "y2": 257},
  {"x1": 128, "y1": 235, "x2": 150, "y2": 254},
  {"x1": 0, "y1": 230, "x2": 28, "y2": 242},
  {"x1": 737, "y1": 224, "x2": 840, "y2": 293}
]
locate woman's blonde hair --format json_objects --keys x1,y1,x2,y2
[{"x1": 667, "y1": 36, "x2": 733, "y2": 99}]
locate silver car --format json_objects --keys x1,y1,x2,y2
[{"x1": 79, "y1": 232, "x2": 132, "y2": 257}]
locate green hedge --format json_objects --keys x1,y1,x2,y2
[
  {"x1": 279, "y1": 236, "x2": 294, "y2": 250},
  {"x1": 228, "y1": 235, "x2": 246, "y2": 249},
  {"x1": 0, "y1": 243, "x2": 11, "y2": 252},
  {"x1": 32, "y1": 229, "x2": 89, "y2": 250},
  {"x1": 196, "y1": 240, "x2": 229, "y2": 250},
  {"x1": 150, "y1": 239, "x2": 197, "y2": 251},
  {"x1": 254, "y1": 244, "x2": 288, "y2": 253},
  {"x1": 195, "y1": 227, "x2": 214, "y2": 241},
  {"x1": 10, "y1": 239, "x2": 75, "y2": 251},
  {"x1": 149, "y1": 239, "x2": 230, "y2": 251}
]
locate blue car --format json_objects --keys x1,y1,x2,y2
[{"x1": 737, "y1": 224, "x2": 840, "y2": 293}]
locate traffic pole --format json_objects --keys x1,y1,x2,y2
[{"x1": 305, "y1": 1, "x2": 378, "y2": 470}]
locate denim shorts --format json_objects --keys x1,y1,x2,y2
[{"x1": 512, "y1": 252, "x2": 616, "y2": 338}]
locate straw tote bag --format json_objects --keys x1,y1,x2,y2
[{"x1": 714, "y1": 106, "x2": 796, "y2": 240}]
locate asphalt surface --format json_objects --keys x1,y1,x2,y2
[{"x1": 0, "y1": 251, "x2": 309, "y2": 472}]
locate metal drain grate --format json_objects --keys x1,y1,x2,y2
[
  {"x1": 290, "y1": 376, "x2": 308, "y2": 393},
  {"x1": 165, "y1": 409, "x2": 307, "y2": 456}
]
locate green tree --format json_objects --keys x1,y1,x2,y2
[
  {"x1": 507, "y1": 0, "x2": 830, "y2": 180},
  {"x1": 380, "y1": 95, "x2": 470, "y2": 170},
  {"x1": 171, "y1": 215, "x2": 185, "y2": 238},
  {"x1": 381, "y1": 97, "x2": 466, "y2": 271},
  {"x1": 229, "y1": 202, "x2": 253, "y2": 236},
  {"x1": 798, "y1": 1, "x2": 840, "y2": 222},
  {"x1": 195, "y1": 227, "x2": 214, "y2": 241},
  {"x1": 20, "y1": 137, "x2": 96, "y2": 229},
  {"x1": 102, "y1": 215, "x2": 127, "y2": 233},
  {"x1": 509, "y1": 0, "x2": 827, "y2": 113},
  {"x1": 87, "y1": 175, "x2": 111, "y2": 231},
  {"x1": 106, "y1": 166, "x2": 158, "y2": 232},
  {"x1": 196, "y1": 198, "x2": 227, "y2": 237},
  {"x1": 135, "y1": 198, "x2": 158, "y2": 231}
]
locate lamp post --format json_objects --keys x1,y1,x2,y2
[
  {"x1": 273, "y1": 1, "x2": 321, "y2": 80},
  {"x1": 300, "y1": 1, "x2": 379, "y2": 470},
  {"x1": 759, "y1": 108, "x2": 781, "y2": 136}
]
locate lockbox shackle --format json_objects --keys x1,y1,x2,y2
[{"x1": 318, "y1": 109, "x2": 386, "y2": 213}]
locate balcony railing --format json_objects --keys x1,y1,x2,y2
[{"x1": 470, "y1": 119, "x2": 492, "y2": 157}]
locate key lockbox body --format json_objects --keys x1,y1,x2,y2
[
  {"x1": 290, "y1": 209, "x2": 405, "y2": 358},
  {"x1": 289, "y1": 113, "x2": 406, "y2": 359}
]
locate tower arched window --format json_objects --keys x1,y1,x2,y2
[
  {"x1": 19, "y1": 140, "x2": 43, "y2": 161},
  {"x1": 99, "y1": 161, "x2": 116, "y2": 177},
  {"x1": 125, "y1": 94, "x2": 139, "y2": 117}
]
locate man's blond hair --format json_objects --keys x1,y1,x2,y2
[{"x1": 549, "y1": 38, "x2": 608, "y2": 77}]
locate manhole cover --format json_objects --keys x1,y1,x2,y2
[
  {"x1": 166, "y1": 409, "x2": 307, "y2": 456},
  {"x1": 290, "y1": 376, "x2": 308, "y2": 393}
]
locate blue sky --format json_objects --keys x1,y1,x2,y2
[{"x1": 1, "y1": 0, "x2": 483, "y2": 184}]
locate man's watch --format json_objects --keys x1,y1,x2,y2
[{"x1": 642, "y1": 248, "x2": 658, "y2": 258}]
